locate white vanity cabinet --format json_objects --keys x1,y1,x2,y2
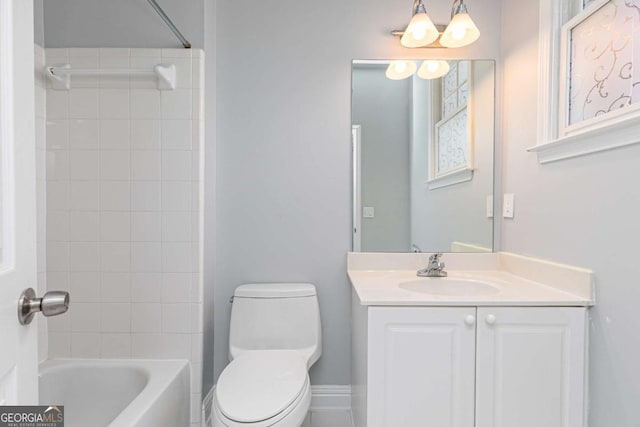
[{"x1": 354, "y1": 304, "x2": 587, "y2": 427}]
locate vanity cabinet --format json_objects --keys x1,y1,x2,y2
[{"x1": 356, "y1": 304, "x2": 587, "y2": 427}]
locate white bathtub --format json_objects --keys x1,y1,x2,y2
[{"x1": 39, "y1": 359, "x2": 190, "y2": 427}]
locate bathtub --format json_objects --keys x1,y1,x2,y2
[{"x1": 39, "y1": 359, "x2": 190, "y2": 427}]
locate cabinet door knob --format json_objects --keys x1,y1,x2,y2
[
  {"x1": 485, "y1": 314, "x2": 496, "y2": 325},
  {"x1": 464, "y1": 315, "x2": 475, "y2": 326}
]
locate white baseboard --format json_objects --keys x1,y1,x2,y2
[{"x1": 310, "y1": 385, "x2": 352, "y2": 411}]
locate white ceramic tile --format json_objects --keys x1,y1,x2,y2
[
  {"x1": 190, "y1": 363, "x2": 202, "y2": 394},
  {"x1": 46, "y1": 90, "x2": 69, "y2": 119},
  {"x1": 46, "y1": 48, "x2": 69, "y2": 60},
  {"x1": 161, "y1": 273, "x2": 191, "y2": 303},
  {"x1": 161, "y1": 333, "x2": 191, "y2": 358},
  {"x1": 69, "y1": 181, "x2": 100, "y2": 211},
  {"x1": 130, "y1": 90, "x2": 161, "y2": 119},
  {"x1": 162, "y1": 242, "x2": 192, "y2": 272},
  {"x1": 47, "y1": 241, "x2": 69, "y2": 271},
  {"x1": 162, "y1": 211, "x2": 191, "y2": 242},
  {"x1": 100, "y1": 333, "x2": 132, "y2": 358},
  {"x1": 101, "y1": 303, "x2": 131, "y2": 333},
  {"x1": 101, "y1": 242, "x2": 131, "y2": 272},
  {"x1": 69, "y1": 48, "x2": 99, "y2": 58},
  {"x1": 68, "y1": 53, "x2": 99, "y2": 87},
  {"x1": 131, "y1": 273, "x2": 162, "y2": 303},
  {"x1": 131, "y1": 242, "x2": 161, "y2": 273},
  {"x1": 131, "y1": 212, "x2": 161, "y2": 241},
  {"x1": 192, "y1": 58, "x2": 203, "y2": 89},
  {"x1": 191, "y1": 392, "x2": 202, "y2": 422},
  {"x1": 100, "y1": 151, "x2": 130, "y2": 180},
  {"x1": 131, "y1": 303, "x2": 162, "y2": 333},
  {"x1": 69, "y1": 89, "x2": 99, "y2": 119},
  {"x1": 100, "y1": 181, "x2": 131, "y2": 211},
  {"x1": 70, "y1": 303, "x2": 101, "y2": 332},
  {"x1": 131, "y1": 181, "x2": 161, "y2": 211},
  {"x1": 162, "y1": 181, "x2": 191, "y2": 211},
  {"x1": 47, "y1": 309, "x2": 71, "y2": 332},
  {"x1": 131, "y1": 150, "x2": 161, "y2": 180},
  {"x1": 47, "y1": 181, "x2": 69, "y2": 211},
  {"x1": 47, "y1": 272, "x2": 69, "y2": 290},
  {"x1": 71, "y1": 333, "x2": 101, "y2": 358},
  {"x1": 162, "y1": 49, "x2": 192, "y2": 59},
  {"x1": 172, "y1": 58, "x2": 192, "y2": 89},
  {"x1": 99, "y1": 89, "x2": 130, "y2": 119},
  {"x1": 99, "y1": 48, "x2": 130, "y2": 57},
  {"x1": 100, "y1": 211, "x2": 131, "y2": 242},
  {"x1": 131, "y1": 48, "x2": 162, "y2": 57},
  {"x1": 100, "y1": 120, "x2": 130, "y2": 150},
  {"x1": 69, "y1": 211, "x2": 100, "y2": 242},
  {"x1": 190, "y1": 303, "x2": 203, "y2": 334},
  {"x1": 69, "y1": 242, "x2": 101, "y2": 271},
  {"x1": 46, "y1": 119, "x2": 69, "y2": 150},
  {"x1": 131, "y1": 120, "x2": 161, "y2": 149},
  {"x1": 48, "y1": 332, "x2": 72, "y2": 358},
  {"x1": 192, "y1": 89, "x2": 204, "y2": 120},
  {"x1": 99, "y1": 56, "x2": 130, "y2": 89},
  {"x1": 162, "y1": 150, "x2": 191, "y2": 181},
  {"x1": 69, "y1": 271, "x2": 101, "y2": 302},
  {"x1": 46, "y1": 211, "x2": 69, "y2": 241},
  {"x1": 69, "y1": 119, "x2": 99, "y2": 149},
  {"x1": 191, "y1": 333, "x2": 203, "y2": 363},
  {"x1": 69, "y1": 150, "x2": 100, "y2": 180},
  {"x1": 46, "y1": 150, "x2": 69, "y2": 180},
  {"x1": 130, "y1": 56, "x2": 162, "y2": 89},
  {"x1": 161, "y1": 90, "x2": 192, "y2": 119},
  {"x1": 101, "y1": 272, "x2": 131, "y2": 303},
  {"x1": 191, "y1": 273, "x2": 202, "y2": 303},
  {"x1": 161, "y1": 303, "x2": 190, "y2": 333},
  {"x1": 161, "y1": 120, "x2": 192, "y2": 150},
  {"x1": 131, "y1": 333, "x2": 163, "y2": 358}
]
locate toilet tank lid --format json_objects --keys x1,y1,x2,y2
[{"x1": 234, "y1": 283, "x2": 316, "y2": 298}]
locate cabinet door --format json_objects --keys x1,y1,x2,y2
[
  {"x1": 368, "y1": 307, "x2": 476, "y2": 427},
  {"x1": 476, "y1": 307, "x2": 587, "y2": 427}
]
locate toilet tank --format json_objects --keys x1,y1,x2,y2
[{"x1": 229, "y1": 283, "x2": 322, "y2": 368}]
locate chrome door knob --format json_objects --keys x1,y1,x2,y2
[{"x1": 18, "y1": 288, "x2": 70, "y2": 325}]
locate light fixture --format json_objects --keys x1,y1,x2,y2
[
  {"x1": 392, "y1": 0, "x2": 480, "y2": 49},
  {"x1": 385, "y1": 60, "x2": 418, "y2": 80},
  {"x1": 417, "y1": 60, "x2": 450, "y2": 79},
  {"x1": 400, "y1": 0, "x2": 439, "y2": 48},
  {"x1": 384, "y1": 60, "x2": 450, "y2": 80},
  {"x1": 439, "y1": 0, "x2": 480, "y2": 48}
]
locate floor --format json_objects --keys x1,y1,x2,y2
[{"x1": 302, "y1": 410, "x2": 353, "y2": 427}]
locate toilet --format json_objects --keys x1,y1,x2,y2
[{"x1": 212, "y1": 283, "x2": 322, "y2": 427}]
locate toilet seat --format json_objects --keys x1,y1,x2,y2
[{"x1": 214, "y1": 350, "x2": 311, "y2": 427}]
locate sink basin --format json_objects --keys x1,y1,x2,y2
[{"x1": 399, "y1": 278, "x2": 500, "y2": 296}]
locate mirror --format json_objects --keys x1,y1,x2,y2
[{"x1": 351, "y1": 60, "x2": 495, "y2": 253}]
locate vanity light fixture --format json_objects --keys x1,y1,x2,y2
[
  {"x1": 393, "y1": 0, "x2": 480, "y2": 49},
  {"x1": 385, "y1": 60, "x2": 450, "y2": 80}
]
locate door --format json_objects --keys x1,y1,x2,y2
[
  {"x1": 0, "y1": 0, "x2": 38, "y2": 404},
  {"x1": 475, "y1": 307, "x2": 587, "y2": 427},
  {"x1": 368, "y1": 307, "x2": 476, "y2": 427},
  {"x1": 351, "y1": 125, "x2": 361, "y2": 251}
]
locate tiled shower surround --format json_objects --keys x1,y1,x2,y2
[{"x1": 41, "y1": 48, "x2": 204, "y2": 425}]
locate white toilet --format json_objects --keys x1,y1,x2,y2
[{"x1": 212, "y1": 283, "x2": 322, "y2": 427}]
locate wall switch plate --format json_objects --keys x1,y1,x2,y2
[
  {"x1": 503, "y1": 193, "x2": 515, "y2": 218},
  {"x1": 363, "y1": 206, "x2": 375, "y2": 218},
  {"x1": 486, "y1": 195, "x2": 494, "y2": 218}
]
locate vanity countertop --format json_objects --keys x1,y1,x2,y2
[{"x1": 348, "y1": 252, "x2": 594, "y2": 307}]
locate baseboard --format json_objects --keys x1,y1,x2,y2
[
  {"x1": 310, "y1": 385, "x2": 352, "y2": 411},
  {"x1": 202, "y1": 384, "x2": 352, "y2": 426}
]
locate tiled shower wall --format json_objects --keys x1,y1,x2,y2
[{"x1": 41, "y1": 48, "x2": 204, "y2": 425}]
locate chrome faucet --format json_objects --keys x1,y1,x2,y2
[{"x1": 417, "y1": 253, "x2": 448, "y2": 277}]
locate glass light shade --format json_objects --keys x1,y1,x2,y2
[
  {"x1": 440, "y1": 12, "x2": 480, "y2": 48},
  {"x1": 385, "y1": 60, "x2": 418, "y2": 80},
  {"x1": 400, "y1": 12, "x2": 439, "y2": 48},
  {"x1": 417, "y1": 60, "x2": 450, "y2": 79}
]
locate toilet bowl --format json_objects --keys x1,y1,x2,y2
[{"x1": 212, "y1": 283, "x2": 322, "y2": 427}]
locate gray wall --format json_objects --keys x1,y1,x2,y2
[
  {"x1": 411, "y1": 62, "x2": 494, "y2": 252},
  {"x1": 214, "y1": 0, "x2": 503, "y2": 385},
  {"x1": 42, "y1": 0, "x2": 203, "y2": 48},
  {"x1": 501, "y1": 1, "x2": 640, "y2": 425},
  {"x1": 352, "y1": 66, "x2": 411, "y2": 252}
]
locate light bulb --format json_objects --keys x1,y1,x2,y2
[
  {"x1": 400, "y1": 12, "x2": 439, "y2": 48},
  {"x1": 417, "y1": 60, "x2": 450, "y2": 79},
  {"x1": 385, "y1": 60, "x2": 418, "y2": 80},
  {"x1": 440, "y1": 12, "x2": 480, "y2": 48}
]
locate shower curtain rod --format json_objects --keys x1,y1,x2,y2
[{"x1": 146, "y1": 0, "x2": 191, "y2": 49}]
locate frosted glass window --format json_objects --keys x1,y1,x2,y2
[
  {"x1": 436, "y1": 109, "x2": 469, "y2": 174},
  {"x1": 568, "y1": 0, "x2": 639, "y2": 125}
]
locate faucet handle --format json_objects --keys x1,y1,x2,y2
[{"x1": 429, "y1": 253, "x2": 443, "y2": 263}]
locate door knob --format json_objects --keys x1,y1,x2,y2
[{"x1": 18, "y1": 288, "x2": 70, "y2": 325}]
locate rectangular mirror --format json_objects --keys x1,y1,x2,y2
[{"x1": 352, "y1": 59, "x2": 495, "y2": 253}]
